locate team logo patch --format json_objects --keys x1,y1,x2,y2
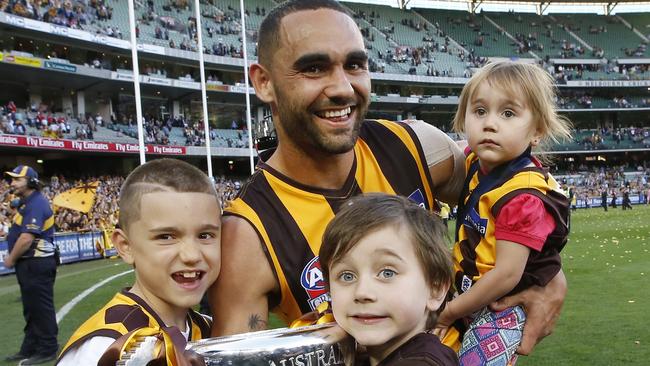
[
  {"x1": 464, "y1": 207, "x2": 488, "y2": 236},
  {"x1": 300, "y1": 256, "x2": 330, "y2": 311},
  {"x1": 461, "y1": 275, "x2": 473, "y2": 293},
  {"x1": 408, "y1": 189, "x2": 426, "y2": 208}
]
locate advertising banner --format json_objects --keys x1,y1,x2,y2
[
  {"x1": 44, "y1": 61, "x2": 77, "y2": 73},
  {"x1": 1, "y1": 231, "x2": 105, "y2": 275},
  {"x1": 0, "y1": 135, "x2": 186, "y2": 155},
  {"x1": 5, "y1": 54, "x2": 42, "y2": 68}
]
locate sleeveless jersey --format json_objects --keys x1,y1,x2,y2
[
  {"x1": 57, "y1": 289, "x2": 211, "y2": 362},
  {"x1": 453, "y1": 152, "x2": 569, "y2": 296},
  {"x1": 225, "y1": 119, "x2": 436, "y2": 323},
  {"x1": 443, "y1": 152, "x2": 569, "y2": 351}
]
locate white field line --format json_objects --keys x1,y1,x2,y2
[
  {"x1": 56, "y1": 269, "x2": 133, "y2": 324},
  {"x1": 0, "y1": 262, "x2": 127, "y2": 297}
]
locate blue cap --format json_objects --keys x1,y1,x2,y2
[{"x1": 5, "y1": 165, "x2": 38, "y2": 180}]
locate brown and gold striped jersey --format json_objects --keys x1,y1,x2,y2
[
  {"x1": 225, "y1": 119, "x2": 437, "y2": 323},
  {"x1": 57, "y1": 288, "x2": 211, "y2": 362}
]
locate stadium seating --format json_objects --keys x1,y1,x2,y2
[
  {"x1": 550, "y1": 13, "x2": 648, "y2": 58},
  {"x1": 487, "y1": 11, "x2": 579, "y2": 59},
  {"x1": 345, "y1": 3, "x2": 469, "y2": 76},
  {"x1": 417, "y1": 8, "x2": 514, "y2": 58},
  {"x1": 4, "y1": 1, "x2": 649, "y2": 70},
  {"x1": 620, "y1": 12, "x2": 650, "y2": 39}
]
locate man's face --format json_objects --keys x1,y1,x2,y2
[
  {"x1": 10, "y1": 177, "x2": 29, "y2": 197},
  {"x1": 266, "y1": 9, "x2": 371, "y2": 155}
]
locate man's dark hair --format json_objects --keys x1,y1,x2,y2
[{"x1": 257, "y1": 0, "x2": 352, "y2": 67}]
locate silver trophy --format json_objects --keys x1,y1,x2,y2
[{"x1": 187, "y1": 323, "x2": 355, "y2": 366}]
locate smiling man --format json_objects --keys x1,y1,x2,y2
[
  {"x1": 209, "y1": 0, "x2": 566, "y2": 357},
  {"x1": 210, "y1": 0, "x2": 464, "y2": 335}
]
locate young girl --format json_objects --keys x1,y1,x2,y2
[{"x1": 435, "y1": 62, "x2": 571, "y2": 365}]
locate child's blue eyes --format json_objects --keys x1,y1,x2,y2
[
  {"x1": 340, "y1": 272, "x2": 355, "y2": 282},
  {"x1": 379, "y1": 269, "x2": 396, "y2": 278},
  {"x1": 336, "y1": 269, "x2": 397, "y2": 282}
]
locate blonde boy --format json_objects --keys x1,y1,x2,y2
[
  {"x1": 57, "y1": 159, "x2": 221, "y2": 365},
  {"x1": 319, "y1": 194, "x2": 458, "y2": 366}
]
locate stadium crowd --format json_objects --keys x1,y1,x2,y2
[
  {"x1": 572, "y1": 126, "x2": 650, "y2": 150},
  {"x1": 3, "y1": 162, "x2": 648, "y2": 239},
  {"x1": 0, "y1": 0, "x2": 120, "y2": 38},
  {"x1": 1, "y1": 101, "x2": 251, "y2": 148},
  {"x1": 559, "y1": 161, "x2": 650, "y2": 207},
  {"x1": 0, "y1": 172, "x2": 244, "y2": 238}
]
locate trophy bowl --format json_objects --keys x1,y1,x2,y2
[{"x1": 186, "y1": 323, "x2": 355, "y2": 366}]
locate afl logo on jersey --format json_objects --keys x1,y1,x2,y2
[
  {"x1": 301, "y1": 256, "x2": 330, "y2": 311},
  {"x1": 301, "y1": 256, "x2": 325, "y2": 291},
  {"x1": 408, "y1": 189, "x2": 426, "y2": 208}
]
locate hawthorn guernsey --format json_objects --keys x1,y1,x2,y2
[{"x1": 300, "y1": 257, "x2": 330, "y2": 311}]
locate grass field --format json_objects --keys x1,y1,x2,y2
[{"x1": 0, "y1": 205, "x2": 648, "y2": 365}]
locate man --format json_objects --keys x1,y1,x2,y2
[
  {"x1": 210, "y1": 0, "x2": 566, "y2": 356},
  {"x1": 4, "y1": 165, "x2": 59, "y2": 365}
]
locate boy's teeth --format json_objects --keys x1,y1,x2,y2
[
  {"x1": 182, "y1": 272, "x2": 198, "y2": 278},
  {"x1": 320, "y1": 107, "x2": 351, "y2": 118}
]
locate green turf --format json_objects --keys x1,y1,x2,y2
[
  {"x1": 0, "y1": 205, "x2": 648, "y2": 365},
  {"x1": 518, "y1": 204, "x2": 650, "y2": 365},
  {"x1": 0, "y1": 259, "x2": 133, "y2": 366}
]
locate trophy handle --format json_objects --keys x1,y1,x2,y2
[{"x1": 99, "y1": 327, "x2": 199, "y2": 366}]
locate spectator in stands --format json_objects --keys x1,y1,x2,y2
[{"x1": 14, "y1": 120, "x2": 26, "y2": 135}]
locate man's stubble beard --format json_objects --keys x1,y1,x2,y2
[{"x1": 275, "y1": 89, "x2": 369, "y2": 156}]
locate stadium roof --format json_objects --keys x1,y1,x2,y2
[
  {"x1": 363, "y1": 0, "x2": 650, "y2": 13},
  {"x1": 403, "y1": 0, "x2": 650, "y2": 4}
]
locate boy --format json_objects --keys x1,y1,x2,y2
[
  {"x1": 56, "y1": 158, "x2": 221, "y2": 365},
  {"x1": 319, "y1": 194, "x2": 459, "y2": 366}
]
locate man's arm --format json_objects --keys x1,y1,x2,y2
[
  {"x1": 403, "y1": 120, "x2": 465, "y2": 205},
  {"x1": 209, "y1": 215, "x2": 279, "y2": 336},
  {"x1": 3, "y1": 232, "x2": 34, "y2": 268},
  {"x1": 490, "y1": 270, "x2": 567, "y2": 355}
]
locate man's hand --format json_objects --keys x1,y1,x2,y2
[
  {"x1": 490, "y1": 270, "x2": 567, "y2": 355},
  {"x1": 3, "y1": 255, "x2": 15, "y2": 269},
  {"x1": 4, "y1": 233, "x2": 35, "y2": 269}
]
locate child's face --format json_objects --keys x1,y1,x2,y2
[
  {"x1": 329, "y1": 225, "x2": 445, "y2": 362},
  {"x1": 464, "y1": 81, "x2": 541, "y2": 172},
  {"x1": 117, "y1": 191, "x2": 221, "y2": 320}
]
